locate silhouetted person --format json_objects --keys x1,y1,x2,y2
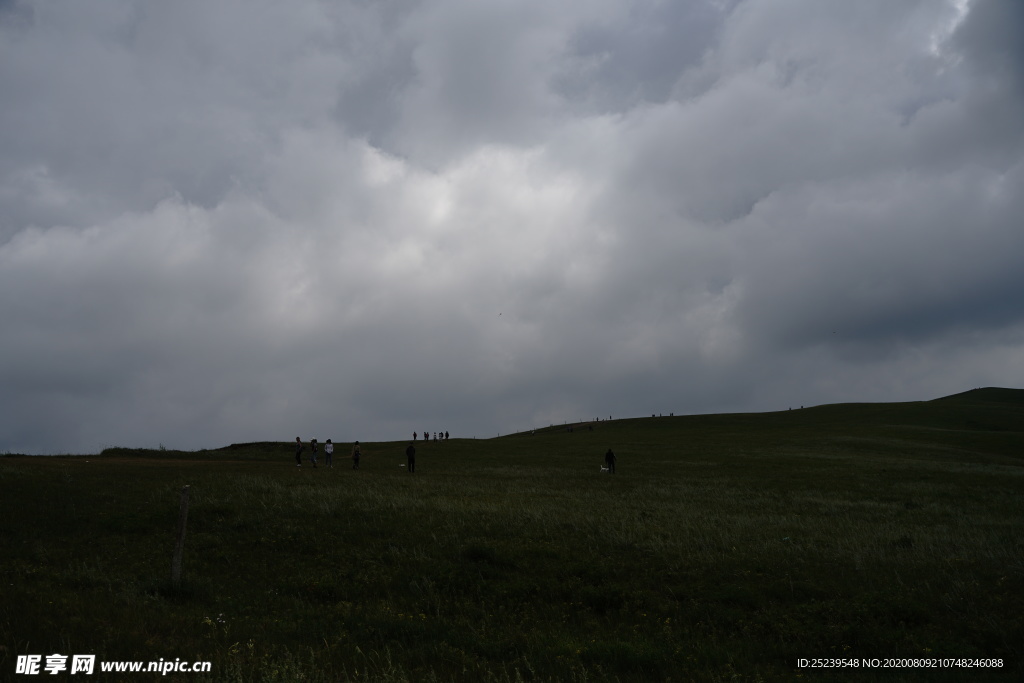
[
  {"x1": 413, "y1": 431, "x2": 418, "y2": 441},
  {"x1": 444, "y1": 431, "x2": 449, "y2": 441},
  {"x1": 352, "y1": 441, "x2": 361, "y2": 469},
  {"x1": 295, "y1": 437, "x2": 303, "y2": 467},
  {"x1": 604, "y1": 448, "x2": 616, "y2": 474},
  {"x1": 325, "y1": 439, "x2": 334, "y2": 468},
  {"x1": 310, "y1": 438, "x2": 318, "y2": 468},
  {"x1": 406, "y1": 442, "x2": 416, "y2": 473}
]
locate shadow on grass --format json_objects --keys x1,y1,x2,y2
[{"x1": 148, "y1": 578, "x2": 214, "y2": 604}]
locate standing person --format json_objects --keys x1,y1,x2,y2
[
  {"x1": 444, "y1": 431, "x2": 449, "y2": 441},
  {"x1": 413, "y1": 431, "x2": 418, "y2": 441},
  {"x1": 351, "y1": 441, "x2": 361, "y2": 469},
  {"x1": 295, "y1": 437, "x2": 303, "y2": 467},
  {"x1": 406, "y1": 442, "x2": 416, "y2": 473},
  {"x1": 604, "y1": 448, "x2": 616, "y2": 474},
  {"x1": 325, "y1": 439, "x2": 334, "y2": 468},
  {"x1": 310, "y1": 438, "x2": 318, "y2": 468}
]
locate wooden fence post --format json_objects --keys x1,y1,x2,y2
[{"x1": 171, "y1": 485, "x2": 191, "y2": 588}]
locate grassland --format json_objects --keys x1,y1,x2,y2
[{"x1": 1, "y1": 388, "x2": 1022, "y2": 681}]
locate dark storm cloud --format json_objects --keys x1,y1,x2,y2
[
  {"x1": 554, "y1": 0, "x2": 733, "y2": 110},
  {"x1": 952, "y1": 0, "x2": 1024, "y2": 95},
  {"x1": 730, "y1": 165, "x2": 1024, "y2": 351},
  {"x1": 1, "y1": 0, "x2": 1022, "y2": 454},
  {"x1": 0, "y1": 0, "x2": 31, "y2": 25}
]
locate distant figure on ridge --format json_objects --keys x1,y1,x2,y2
[
  {"x1": 295, "y1": 437, "x2": 303, "y2": 467},
  {"x1": 310, "y1": 438, "x2": 318, "y2": 468},
  {"x1": 351, "y1": 441, "x2": 361, "y2": 469},
  {"x1": 325, "y1": 439, "x2": 334, "y2": 468},
  {"x1": 413, "y1": 431, "x2": 418, "y2": 441},
  {"x1": 604, "y1": 448, "x2": 616, "y2": 474},
  {"x1": 444, "y1": 431, "x2": 449, "y2": 441},
  {"x1": 406, "y1": 442, "x2": 416, "y2": 473}
]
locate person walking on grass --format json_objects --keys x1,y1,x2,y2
[
  {"x1": 406, "y1": 442, "x2": 416, "y2": 473},
  {"x1": 352, "y1": 441, "x2": 361, "y2": 469},
  {"x1": 604, "y1": 448, "x2": 616, "y2": 474},
  {"x1": 325, "y1": 439, "x2": 334, "y2": 468},
  {"x1": 295, "y1": 437, "x2": 303, "y2": 467},
  {"x1": 310, "y1": 438, "x2": 318, "y2": 468}
]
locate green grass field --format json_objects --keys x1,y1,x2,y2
[{"x1": 2, "y1": 388, "x2": 1022, "y2": 681}]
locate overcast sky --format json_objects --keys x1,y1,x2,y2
[{"x1": 2, "y1": 0, "x2": 1022, "y2": 454}]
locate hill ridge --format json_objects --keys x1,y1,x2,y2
[{"x1": 932, "y1": 386, "x2": 1024, "y2": 404}]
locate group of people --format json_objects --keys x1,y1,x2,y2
[
  {"x1": 294, "y1": 437, "x2": 361, "y2": 469},
  {"x1": 292, "y1": 432, "x2": 447, "y2": 473},
  {"x1": 293, "y1": 435, "x2": 618, "y2": 475},
  {"x1": 413, "y1": 431, "x2": 448, "y2": 442}
]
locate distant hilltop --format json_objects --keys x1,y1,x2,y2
[{"x1": 932, "y1": 387, "x2": 1024, "y2": 405}]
